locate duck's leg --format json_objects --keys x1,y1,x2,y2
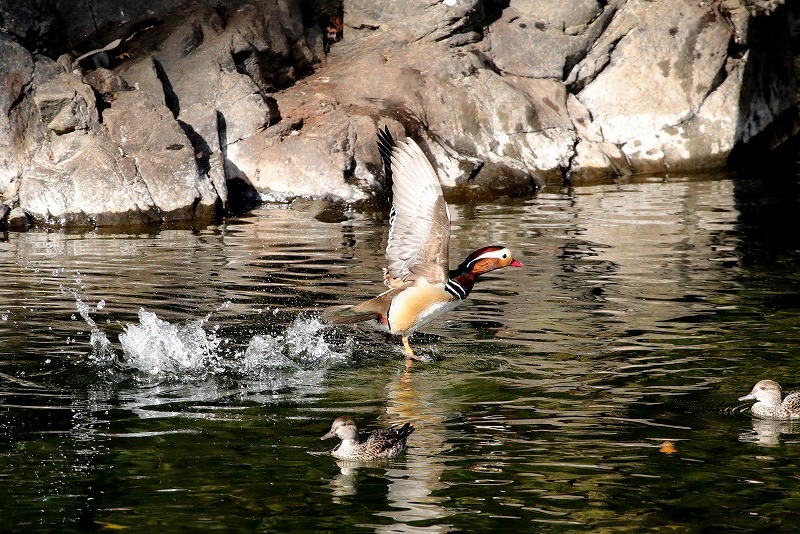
[{"x1": 402, "y1": 336, "x2": 420, "y2": 361}]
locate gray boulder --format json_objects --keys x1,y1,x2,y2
[
  {"x1": 568, "y1": 0, "x2": 796, "y2": 174},
  {"x1": 489, "y1": 0, "x2": 614, "y2": 79},
  {"x1": 240, "y1": 21, "x2": 575, "y2": 198},
  {"x1": 34, "y1": 72, "x2": 100, "y2": 135},
  {"x1": 20, "y1": 135, "x2": 158, "y2": 227},
  {"x1": 20, "y1": 91, "x2": 219, "y2": 226},
  {"x1": 251, "y1": 0, "x2": 796, "y2": 191},
  {"x1": 0, "y1": 34, "x2": 40, "y2": 196},
  {"x1": 115, "y1": 1, "x2": 322, "y2": 204},
  {"x1": 103, "y1": 91, "x2": 219, "y2": 221}
]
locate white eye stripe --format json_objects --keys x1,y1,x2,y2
[
  {"x1": 464, "y1": 248, "x2": 512, "y2": 269},
  {"x1": 475, "y1": 249, "x2": 510, "y2": 261}
]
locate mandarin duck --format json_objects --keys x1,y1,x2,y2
[
  {"x1": 323, "y1": 127, "x2": 521, "y2": 359},
  {"x1": 321, "y1": 416, "x2": 414, "y2": 460},
  {"x1": 739, "y1": 380, "x2": 800, "y2": 419}
]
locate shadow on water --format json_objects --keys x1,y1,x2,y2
[
  {"x1": 4, "y1": 152, "x2": 800, "y2": 529},
  {"x1": 733, "y1": 140, "x2": 800, "y2": 263}
]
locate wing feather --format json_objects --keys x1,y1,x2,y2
[{"x1": 378, "y1": 128, "x2": 450, "y2": 285}]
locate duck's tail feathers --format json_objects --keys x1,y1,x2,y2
[
  {"x1": 322, "y1": 304, "x2": 376, "y2": 325},
  {"x1": 398, "y1": 422, "x2": 415, "y2": 440},
  {"x1": 322, "y1": 286, "x2": 408, "y2": 325},
  {"x1": 377, "y1": 422, "x2": 415, "y2": 455}
]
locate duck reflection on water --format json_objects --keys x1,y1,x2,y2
[{"x1": 738, "y1": 380, "x2": 800, "y2": 447}]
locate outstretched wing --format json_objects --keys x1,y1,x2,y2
[{"x1": 377, "y1": 127, "x2": 450, "y2": 285}]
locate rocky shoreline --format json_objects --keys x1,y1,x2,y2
[{"x1": 1, "y1": 0, "x2": 798, "y2": 230}]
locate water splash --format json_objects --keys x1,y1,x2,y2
[
  {"x1": 119, "y1": 309, "x2": 223, "y2": 380},
  {"x1": 234, "y1": 316, "x2": 353, "y2": 398},
  {"x1": 239, "y1": 316, "x2": 351, "y2": 370},
  {"x1": 65, "y1": 281, "x2": 353, "y2": 390},
  {"x1": 70, "y1": 289, "x2": 116, "y2": 366},
  {"x1": 114, "y1": 308, "x2": 352, "y2": 388}
]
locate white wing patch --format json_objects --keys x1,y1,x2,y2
[{"x1": 384, "y1": 137, "x2": 451, "y2": 284}]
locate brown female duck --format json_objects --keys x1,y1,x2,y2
[
  {"x1": 321, "y1": 416, "x2": 414, "y2": 460},
  {"x1": 739, "y1": 380, "x2": 800, "y2": 419}
]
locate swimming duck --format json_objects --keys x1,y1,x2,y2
[
  {"x1": 323, "y1": 127, "x2": 522, "y2": 359},
  {"x1": 321, "y1": 416, "x2": 414, "y2": 460},
  {"x1": 739, "y1": 380, "x2": 800, "y2": 419}
]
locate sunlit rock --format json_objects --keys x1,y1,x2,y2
[
  {"x1": 488, "y1": 0, "x2": 611, "y2": 79},
  {"x1": 231, "y1": 112, "x2": 367, "y2": 202},
  {"x1": 33, "y1": 73, "x2": 100, "y2": 135},
  {"x1": 0, "y1": 0, "x2": 797, "y2": 229},
  {"x1": 20, "y1": 134, "x2": 159, "y2": 226},
  {"x1": 567, "y1": 0, "x2": 796, "y2": 173},
  {"x1": 0, "y1": 35, "x2": 38, "y2": 196},
  {"x1": 103, "y1": 91, "x2": 219, "y2": 220},
  {"x1": 20, "y1": 91, "x2": 220, "y2": 226}
]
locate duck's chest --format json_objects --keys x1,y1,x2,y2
[
  {"x1": 753, "y1": 402, "x2": 800, "y2": 420},
  {"x1": 387, "y1": 282, "x2": 461, "y2": 334},
  {"x1": 331, "y1": 439, "x2": 360, "y2": 460}
]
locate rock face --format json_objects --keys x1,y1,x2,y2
[
  {"x1": 0, "y1": 0, "x2": 797, "y2": 229},
  {"x1": 1, "y1": 34, "x2": 39, "y2": 197},
  {"x1": 568, "y1": 0, "x2": 796, "y2": 173},
  {"x1": 19, "y1": 88, "x2": 220, "y2": 227}
]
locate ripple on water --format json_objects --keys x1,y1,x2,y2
[{"x1": 6, "y1": 177, "x2": 800, "y2": 531}]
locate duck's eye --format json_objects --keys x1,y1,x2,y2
[{"x1": 502, "y1": 253, "x2": 508, "y2": 259}]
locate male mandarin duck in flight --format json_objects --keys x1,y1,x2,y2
[{"x1": 323, "y1": 126, "x2": 522, "y2": 360}]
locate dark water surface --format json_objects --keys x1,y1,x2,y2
[{"x1": 3, "y1": 165, "x2": 800, "y2": 531}]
